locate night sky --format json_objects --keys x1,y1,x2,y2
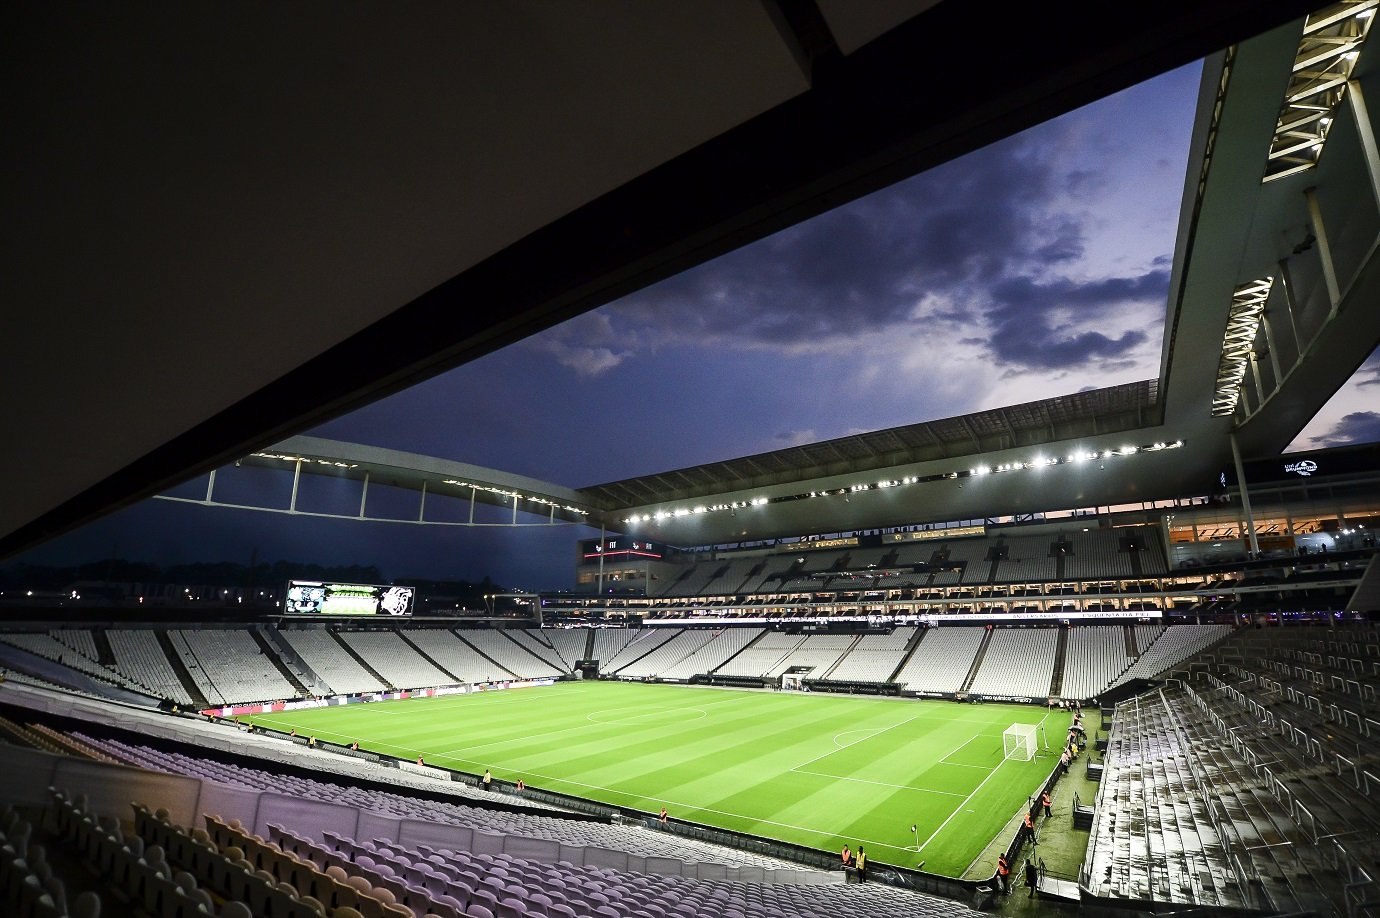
[{"x1": 11, "y1": 61, "x2": 1271, "y2": 591}]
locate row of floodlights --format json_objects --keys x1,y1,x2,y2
[
  {"x1": 252, "y1": 452, "x2": 358, "y2": 470},
  {"x1": 242, "y1": 453, "x2": 588, "y2": 515},
  {"x1": 622, "y1": 440, "x2": 1184, "y2": 523},
  {"x1": 442, "y1": 479, "x2": 589, "y2": 515}
]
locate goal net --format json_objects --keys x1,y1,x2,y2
[{"x1": 1003, "y1": 723, "x2": 1038, "y2": 762}]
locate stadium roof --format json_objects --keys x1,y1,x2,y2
[{"x1": 5, "y1": 0, "x2": 1373, "y2": 560}]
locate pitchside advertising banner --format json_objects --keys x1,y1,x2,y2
[{"x1": 283, "y1": 580, "x2": 416, "y2": 616}]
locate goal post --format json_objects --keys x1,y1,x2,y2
[{"x1": 1003, "y1": 723, "x2": 1038, "y2": 762}]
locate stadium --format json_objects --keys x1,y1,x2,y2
[{"x1": 3, "y1": 3, "x2": 1380, "y2": 918}]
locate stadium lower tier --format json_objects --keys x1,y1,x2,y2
[
  {"x1": 2, "y1": 620, "x2": 1376, "y2": 917},
  {"x1": 0, "y1": 621, "x2": 1234, "y2": 709}
]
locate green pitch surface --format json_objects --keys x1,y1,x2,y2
[{"x1": 242, "y1": 681, "x2": 1069, "y2": 876}]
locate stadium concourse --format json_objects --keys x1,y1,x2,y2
[{"x1": 7, "y1": 3, "x2": 1380, "y2": 918}]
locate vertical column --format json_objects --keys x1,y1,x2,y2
[
  {"x1": 359, "y1": 472, "x2": 370, "y2": 518},
  {"x1": 597, "y1": 524, "x2": 607, "y2": 596},
  {"x1": 1230, "y1": 432, "x2": 1260, "y2": 559},
  {"x1": 205, "y1": 469, "x2": 217, "y2": 503},
  {"x1": 1348, "y1": 80, "x2": 1380, "y2": 212},
  {"x1": 1304, "y1": 186, "x2": 1341, "y2": 314},
  {"x1": 1260, "y1": 313, "x2": 1284, "y2": 383},
  {"x1": 469, "y1": 486, "x2": 476, "y2": 525},
  {"x1": 1249, "y1": 352, "x2": 1266, "y2": 408},
  {"x1": 418, "y1": 480, "x2": 428, "y2": 522},
  {"x1": 1275, "y1": 260, "x2": 1304, "y2": 358},
  {"x1": 289, "y1": 459, "x2": 302, "y2": 513},
  {"x1": 511, "y1": 494, "x2": 518, "y2": 525}
]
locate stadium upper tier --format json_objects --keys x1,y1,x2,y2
[
  {"x1": 1, "y1": 622, "x2": 1234, "y2": 708},
  {"x1": 651, "y1": 526, "x2": 1172, "y2": 599}
]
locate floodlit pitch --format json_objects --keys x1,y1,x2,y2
[{"x1": 242, "y1": 681, "x2": 1071, "y2": 877}]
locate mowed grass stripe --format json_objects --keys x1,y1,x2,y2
[{"x1": 242, "y1": 681, "x2": 1069, "y2": 877}]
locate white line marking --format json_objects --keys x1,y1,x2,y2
[
  {"x1": 916, "y1": 755, "x2": 1010, "y2": 855},
  {"x1": 789, "y1": 768, "x2": 969, "y2": 797}
]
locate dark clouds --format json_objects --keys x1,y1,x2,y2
[
  {"x1": 986, "y1": 270, "x2": 1167, "y2": 369},
  {"x1": 1315, "y1": 411, "x2": 1380, "y2": 448},
  {"x1": 1290, "y1": 344, "x2": 1380, "y2": 452}
]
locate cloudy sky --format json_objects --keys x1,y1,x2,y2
[
  {"x1": 1285, "y1": 344, "x2": 1380, "y2": 453},
  {"x1": 313, "y1": 63, "x2": 1201, "y2": 488},
  {"x1": 16, "y1": 61, "x2": 1212, "y2": 589}
]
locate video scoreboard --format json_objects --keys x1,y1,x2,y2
[{"x1": 283, "y1": 581, "x2": 415, "y2": 616}]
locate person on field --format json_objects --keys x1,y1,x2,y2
[
  {"x1": 658, "y1": 806, "x2": 669, "y2": 827},
  {"x1": 841, "y1": 843, "x2": 851, "y2": 869},
  {"x1": 855, "y1": 846, "x2": 867, "y2": 882},
  {"x1": 1042, "y1": 791, "x2": 1052, "y2": 818},
  {"x1": 997, "y1": 853, "x2": 1011, "y2": 894},
  {"x1": 483, "y1": 768, "x2": 493, "y2": 790}
]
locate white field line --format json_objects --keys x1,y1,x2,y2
[
  {"x1": 789, "y1": 768, "x2": 968, "y2": 797},
  {"x1": 915, "y1": 755, "x2": 1010, "y2": 856}
]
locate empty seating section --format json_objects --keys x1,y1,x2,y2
[
  {"x1": 1113, "y1": 626, "x2": 1233, "y2": 686},
  {"x1": 279, "y1": 629, "x2": 386, "y2": 695},
  {"x1": 589, "y1": 628, "x2": 637, "y2": 667},
  {"x1": 334, "y1": 631, "x2": 453, "y2": 688},
  {"x1": 769, "y1": 633, "x2": 855, "y2": 679},
  {"x1": 656, "y1": 627, "x2": 763, "y2": 680},
  {"x1": 660, "y1": 561, "x2": 723, "y2": 597},
  {"x1": 1064, "y1": 529, "x2": 1132, "y2": 580},
  {"x1": 1086, "y1": 690, "x2": 1248, "y2": 907},
  {"x1": 78, "y1": 733, "x2": 809, "y2": 874},
  {"x1": 715, "y1": 631, "x2": 805, "y2": 678},
  {"x1": 311, "y1": 832, "x2": 982, "y2": 918},
  {"x1": 460, "y1": 630, "x2": 562, "y2": 679},
  {"x1": 601, "y1": 629, "x2": 680, "y2": 672},
  {"x1": 0, "y1": 631, "x2": 131, "y2": 688},
  {"x1": 49, "y1": 628, "x2": 99, "y2": 661},
  {"x1": 648, "y1": 525, "x2": 1174, "y2": 599},
  {"x1": 825, "y1": 627, "x2": 915, "y2": 682},
  {"x1": 1061, "y1": 627, "x2": 1131, "y2": 701},
  {"x1": 698, "y1": 557, "x2": 762, "y2": 596},
  {"x1": 1086, "y1": 625, "x2": 1380, "y2": 916},
  {"x1": 967, "y1": 628, "x2": 1057, "y2": 698},
  {"x1": 403, "y1": 629, "x2": 514, "y2": 683},
  {"x1": 893, "y1": 629, "x2": 983, "y2": 694},
  {"x1": 3, "y1": 797, "x2": 106, "y2": 918},
  {"x1": 1133, "y1": 624, "x2": 1166, "y2": 656},
  {"x1": 170, "y1": 628, "x2": 297, "y2": 705},
  {"x1": 615, "y1": 630, "x2": 719, "y2": 678},
  {"x1": 506, "y1": 629, "x2": 574, "y2": 673},
  {"x1": 542, "y1": 629, "x2": 592, "y2": 669},
  {"x1": 735, "y1": 556, "x2": 792, "y2": 594},
  {"x1": 104, "y1": 629, "x2": 194, "y2": 704},
  {"x1": 992, "y1": 535, "x2": 1057, "y2": 583}
]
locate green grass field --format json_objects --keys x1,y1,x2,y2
[{"x1": 241, "y1": 681, "x2": 1069, "y2": 877}]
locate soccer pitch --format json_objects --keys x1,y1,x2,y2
[{"x1": 242, "y1": 681, "x2": 1070, "y2": 876}]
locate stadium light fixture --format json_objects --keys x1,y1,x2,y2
[
  {"x1": 1263, "y1": 0, "x2": 1375, "y2": 183},
  {"x1": 619, "y1": 439, "x2": 1186, "y2": 524},
  {"x1": 1211, "y1": 277, "x2": 1274, "y2": 416}
]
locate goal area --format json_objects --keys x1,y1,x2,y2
[{"x1": 1003, "y1": 722, "x2": 1038, "y2": 762}]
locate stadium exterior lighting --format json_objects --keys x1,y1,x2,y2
[
  {"x1": 1263, "y1": 0, "x2": 1375, "y2": 182},
  {"x1": 1212, "y1": 277, "x2": 1274, "y2": 416},
  {"x1": 252, "y1": 452, "x2": 358, "y2": 469},
  {"x1": 619, "y1": 439, "x2": 1185, "y2": 524}
]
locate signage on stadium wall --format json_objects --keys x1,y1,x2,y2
[
  {"x1": 773, "y1": 537, "x2": 859, "y2": 553},
  {"x1": 972, "y1": 694, "x2": 1041, "y2": 704},
  {"x1": 887, "y1": 525, "x2": 986, "y2": 542},
  {"x1": 911, "y1": 690, "x2": 955, "y2": 699}
]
